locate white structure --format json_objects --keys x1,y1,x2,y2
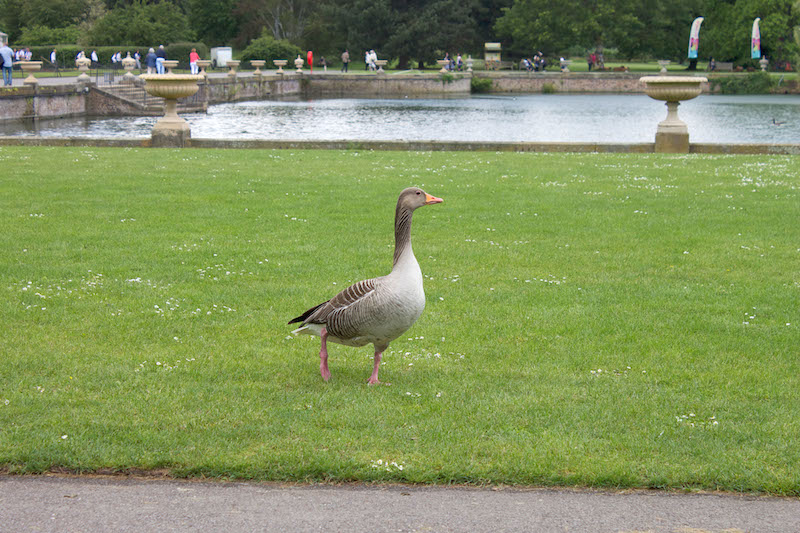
[{"x1": 210, "y1": 47, "x2": 233, "y2": 68}]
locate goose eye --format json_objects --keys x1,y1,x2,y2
[{"x1": 416, "y1": 191, "x2": 421, "y2": 195}]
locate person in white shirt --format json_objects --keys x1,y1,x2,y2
[
  {"x1": 91, "y1": 50, "x2": 98, "y2": 66},
  {"x1": 50, "y1": 49, "x2": 57, "y2": 66}
]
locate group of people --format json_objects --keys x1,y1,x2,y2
[
  {"x1": 587, "y1": 51, "x2": 605, "y2": 70},
  {"x1": 0, "y1": 43, "x2": 34, "y2": 86},
  {"x1": 441, "y1": 53, "x2": 465, "y2": 71},
  {"x1": 522, "y1": 52, "x2": 547, "y2": 72}
]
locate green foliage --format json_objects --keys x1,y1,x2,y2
[
  {"x1": 18, "y1": 25, "x2": 81, "y2": 46},
  {"x1": 88, "y1": 0, "x2": 193, "y2": 46},
  {"x1": 186, "y1": 0, "x2": 237, "y2": 47},
  {"x1": 542, "y1": 82, "x2": 557, "y2": 93},
  {"x1": 239, "y1": 32, "x2": 302, "y2": 66},
  {"x1": 165, "y1": 42, "x2": 210, "y2": 68},
  {"x1": 470, "y1": 76, "x2": 493, "y2": 93},
  {"x1": 711, "y1": 71, "x2": 777, "y2": 94},
  {"x1": 440, "y1": 72, "x2": 455, "y2": 84}
]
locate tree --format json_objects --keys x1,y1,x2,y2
[
  {"x1": 233, "y1": 0, "x2": 314, "y2": 47},
  {"x1": 187, "y1": 0, "x2": 238, "y2": 46},
  {"x1": 88, "y1": 0, "x2": 193, "y2": 45}
]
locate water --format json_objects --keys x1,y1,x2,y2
[{"x1": 2, "y1": 94, "x2": 799, "y2": 143}]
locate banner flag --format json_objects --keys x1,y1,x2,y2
[
  {"x1": 688, "y1": 17, "x2": 704, "y2": 59},
  {"x1": 751, "y1": 18, "x2": 762, "y2": 59}
]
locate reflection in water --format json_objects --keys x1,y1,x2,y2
[{"x1": 1, "y1": 94, "x2": 799, "y2": 143}]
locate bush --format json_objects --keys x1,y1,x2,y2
[
  {"x1": 18, "y1": 25, "x2": 81, "y2": 46},
  {"x1": 165, "y1": 42, "x2": 210, "y2": 69},
  {"x1": 23, "y1": 46, "x2": 151, "y2": 68},
  {"x1": 240, "y1": 32, "x2": 301, "y2": 68},
  {"x1": 542, "y1": 82, "x2": 557, "y2": 94},
  {"x1": 712, "y1": 71, "x2": 776, "y2": 94},
  {"x1": 470, "y1": 77, "x2": 493, "y2": 93}
]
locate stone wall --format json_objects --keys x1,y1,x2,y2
[
  {"x1": 0, "y1": 86, "x2": 87, "y2": 122},
  {"x1": 476, "y1": 72, "x2": 714, "y2": 94}
]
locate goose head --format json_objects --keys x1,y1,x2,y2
[{"x1": 399, "y1": 187, "x2": 443, "y2": 211}]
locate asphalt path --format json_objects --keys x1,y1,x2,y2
[{"x1": 1, "y1": 476, "x2": 799, "y2": 532}]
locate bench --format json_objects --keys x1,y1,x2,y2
[{"x1": 714, "y1": 61, "x2": 734, "y2": 72}]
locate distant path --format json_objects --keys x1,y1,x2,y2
[{"x1": 1, "y1": 475, "x2": 799, "y2": 532}]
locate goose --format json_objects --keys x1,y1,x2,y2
[
  {"x1": 289, "y1": 187, "x2": 443, "y2": 384},
  {"x1": 772, "y1": 118, "x2": 786, "y2": 126}
]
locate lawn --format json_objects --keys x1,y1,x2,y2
[{"x1": 1, "y1": 146, "x2": 798, "y2": 494}]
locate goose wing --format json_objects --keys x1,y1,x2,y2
[{"x1": 288, "y1": 278, "x2": 379, "y2": 336}]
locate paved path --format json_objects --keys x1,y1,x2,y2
[{"x1": 1, "y1": 476, "x2": 799, "y2": 532}]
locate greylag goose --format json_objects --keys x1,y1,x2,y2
[{"x1": 289, "y1": 187, "x2": 443, "y2": 384}]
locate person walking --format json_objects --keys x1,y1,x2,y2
[
  {"x1": 145, "y1": 48, "x2": 157, "y2": 74},
  {"x1": 341, "y1": 49, "x2": 350, "y2": 72},
  {"x1": 90, "y1": 50, "x2": 98, "y2": 67},
  {"x1": 189, "y1": 48, "x2": 200, "y2": 74},
  {"x1": 50, "y1": 48, "x2": 57, "y2": 67},
  {"x1": 156, "y1": 45, "x2": 166, "y2": 74},
  {"x1": 0, "y1": 41, "x2": 13, "y2": 86}
]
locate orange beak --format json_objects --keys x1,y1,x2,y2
[{"x1": 425, "y1": 193, "x2": 443, "y2": 205}]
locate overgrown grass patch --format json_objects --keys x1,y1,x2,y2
[{"x1": 1, "y1": 147, "x2": 798, "y2": 494}]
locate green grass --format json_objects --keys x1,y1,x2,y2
[{"x1": 1, "y1": 147, "x2": 799, "y2": 494}]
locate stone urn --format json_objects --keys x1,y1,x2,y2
[
  {"x1": 140, "y1": 73, "x2": 202, "y2": 147},
  {"x1": 196, "y1": 59, "x2": 211, "y2": 78},
  {"x1": 273, "y1": 60, "x2": 288, "y2": 74},
  {"x1": 657, "y1": 60, "x2": 670, "y2": 74},
  {"x1": 162, "y1": 60, "x2": 179, "y2": 74},
  {"x1": 466, "y1": 55, "x2": 474, "y2": 72},
  {"x1": 250, "y1": 60, "x2": 266, "y2": 76},
  {"x1": 640, "y1": 75, "x2": 707, "y2": 153},
  {"x1": 759, "y1": 57, "x2": 768, "y2": 72},
  {"x1": 121, "y1": 52, "x2": 137, "y2": 82},
  {"x1": 436, "y1": 60, "x2": 449, "y2": 73},
  {"x1": 294, "y1": 55, "x2": 304, "y2": 72},
  {"x1": 374, "y1": 59, "x2": 388, "y2": 74},
  {"x1": 226, "y1": 60, "x2": 240, "y2": 77},
  {"x1": 18, "y1": 61, "x2": 43, "y2": 86},
  {"x1": 75, "y1": 57, "x2": 91, "y2": 83}
]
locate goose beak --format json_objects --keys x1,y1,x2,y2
[{"x1": 425, "y1": 193, "x2": 443, "y2": 205}]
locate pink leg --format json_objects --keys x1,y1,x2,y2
[
  {"x1": 319, "y1": 327, "x2": 331, "y2": 382},
  {"x1": 367, "y1": 349, "x2": 383, "y2": 385}
]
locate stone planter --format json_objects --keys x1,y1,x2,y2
[
  {"x1": 162, "y1": 60, "x2": 179, "y2": 74},
  {"x1": 640, "y1": 75, "x2": 707, "y2": 153},
  {"x1": 294, "y1": 56, "x2": 304, "y2": 73},
  {"x1": 436, "y1": 60, "x2": 449, "y2": 73},
  {"x1": 273, "y1": 60, "x2": 288, "y2": 74},
  {"x1": 18, "y1": 61, "x2": 43, "y2": 86},
  {"x1": 250, "y1": 60, "x2": 266, "y2": 76},
  {"x1": 374, "y1": 59, "x2": 388, "y2": 74},
  {"x1": 140, "y1": 74, "x2": 202, "y2": 147},
  {"x1": 75, "y1": 57, "x2": 91, "y2": 83},
  {"x1": 196, "y1": 60, "x2": 211, "y2": 79},
  {"x1": 121, "y1": 52, "x2": 136, "y2": 82},
  {"x1": 657, "y1": 60, "x2": 670, "y2": 74},
  {"x1": 226, "y1": 60, "x2": 240, "y2": 77},
  {"x1": 759, "y1": 58, "x2": 768, "y2": 72}
]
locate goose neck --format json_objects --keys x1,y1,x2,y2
[{"x1": 393, "y1": 205, "x2": 414, "y2": 267}]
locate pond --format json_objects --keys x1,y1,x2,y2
[{"x1": 2, "y1": 94, "x2": 799, "y2": 144}]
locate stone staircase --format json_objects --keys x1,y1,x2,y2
[{"x1": 96, "y1": 82, "x2": 207, "y2": 115}]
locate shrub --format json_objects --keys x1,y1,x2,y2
[
  {"x1": 542, "y1": 82, "x2": 557, "y2": 94},
  {"x1": 470, "y1": 77, "x2": 493, "y2": 93},
  {"x1": 165, "y1": 42, "x2": 210, "y2": 69},
  {"x1": 240, "y1": 32, "x2": 301, "y2": 68},
  {"x1": 18, "y1": 25, "x2": 81, "y2": 46},
  {"x1": 712, "y1": 71, "x2": 776, "y2": 94}
]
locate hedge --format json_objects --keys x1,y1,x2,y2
[{"x1": 21, "y1": 43, "x2": 207, "y2": 69}]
